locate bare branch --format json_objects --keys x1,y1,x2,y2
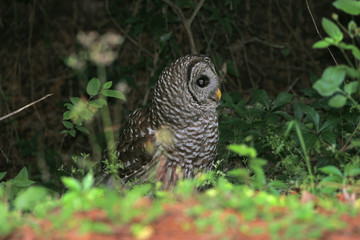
[
  {"x1": 0, "y1": 94, "x2": 53, "y2": 122},
  {"x1": 163, "y1": 0, "x2": 205, "y2": 54},
  {"x1": 305, "y1": 0, "x2": 338, "y2": 66}
]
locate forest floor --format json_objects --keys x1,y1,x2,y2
[{"x1": 6, "y1": 193, "x2": 360, "y2": 240}]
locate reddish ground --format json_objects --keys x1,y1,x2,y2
[{"x1": 6, "y1": 198, "x2": 360, "y2": 240}]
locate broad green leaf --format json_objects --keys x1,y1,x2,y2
[
  {"x1": 87, "y1": 78, "x2": 101, "y2": 96},
  {"x1": 63, "y1": 111, "x2": 72, "y2": 120},
  {"x1": 328, "y1": 95, "x2": 347, "y2": 108},
  {"x1": 319, "y1": 166, "x2": 343, "y2": 177},
  {"x1": 344, "y1": 66, "x2": 360, "y2": 78},
  {"x1": 344, "y1": 81, "x2": 359, "y2": 95},
  {"x1": 313, "y1": 66, "x2": 346, "y2": 96},
  {"x1": 351, "y1": 46, "x2": 360, "y2": 60},
  {"x1": 89, "y1": 99, "x2": 107, "y2": 108},
  {"x1": 69, "y1": 129, "x2": 76, "y2": 137},
  {"x1": 82, "y1": 171, "x2": 94, "y2": 191},
  {"x1": 320, "y1": 129, "x2": 337, "y2": 145},
  {"x1": 64, "y1": 103, "x2": 74, "y2": 110},
  {"x1": 272, "y1": 92, "x2": 293, "y2": 110},
  {"x1": 297, "y1": 103, "x2": 320, "y2": 131},
  {"x1": 227, "y1": 144, "x2": 257, "y2": 158},
  {"x1": 351, "y1": 139, "x2": 360, "y2": 147},
  {"x1": 80, "y1": 108, "x2": 94, "y2": 120},
  {"x1": 293, "y1": 102, "x2": 303, "y2": 121},
  {"x1": 320, "y1": 175, "x2": 343, "y2": 184},
  {"x1": 76, "y1": 125, "x2": 90, "y2": 134},
  {"x1": 227, "y1": 168, "x2": 249, "y2": 178},
  {"x1": 103, "y1": 81, "x2": 112, "y2": 89},
  {"x1": 62, "y1": 177, "x2": 82, "y2": 191},
  {"x1": 344, "y1": 164, "x2": 360, "y2": 177},
  {"x1": 14, "y1": 167, "x2": 29, "y2": 180},
  {"x1": 322, "y1": 18, "x2": 343, "y2": 42},
  {"x1": 14, "y1": 186, "x2": 48, "y2": 211},
  {"x1": 319, "y1": 117, "x2": 340, "y2": 132},
  {"x1": 252, "y1": 89, "x2": 270, "y2": 110},
  {"x1": 63, "y1": 121, "x2": 73, "y2": 129},
  {"x1": 333, "y1": 0, "x2": 360, "y2": 15},
  {"x1": 0, "y1": 172, "x2": 6, "y2": 181},
  {"x1": 12, "y1": 178, "x2": 35, "y2": 188},
  {"x1": 70, "y1": 97, "x2": 81, "y2": 105},
  {"x1": 313, "y1": 40, "x2": 331, "y2": 48},
  {"x1": 102, "y1": 89, "x2": 126, "y2": 100},
  {"x1": 274, "y1": 111, "x2": 293, "y2": 120}
]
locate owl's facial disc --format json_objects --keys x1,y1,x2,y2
[{"x1": 188, "y1": 61, "x2": 220, "y2": 106}]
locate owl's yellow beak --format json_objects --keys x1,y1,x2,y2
[{"x1": 216, "y1": 88, "x2": 221, "y2": 101}]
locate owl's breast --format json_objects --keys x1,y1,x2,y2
[{"x1": 165, "y1": 111, "x2": 219, "y2": 177}]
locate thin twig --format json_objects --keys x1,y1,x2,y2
[
  {"x1": 340, "y1": 120, "x2": 360, "y2": 151},
  {"x1": 275, "y1": 0, "x2": 316, "y2": 64},
  {"x1": 163, "y1": 0, "x2": 205, "y2": 53},
  {"x1": 105, "y1": 0, "x2": 154, "y2": 58},
  {"x1": 305, "y1": 0, "x2": 338, "y2": 66},
  {"x1": 0, "y1": 94, "x2": 53, "y2": 122},
  {"x1": 189, "y1": 0, "x2": 205, "y2": 25}
]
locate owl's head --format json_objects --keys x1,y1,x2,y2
[
  {"x1": 159, "y1": 54, "x2": 220, "y2": 106},
  {"x1": 152, "y1": 54, "x2": 220, "y2": 123},
  {"x1": 184, "y1": 55, "x2": 221, "y2": 107}
]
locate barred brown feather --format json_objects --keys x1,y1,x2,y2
[{"x1": 115, "y1": 54, "x2": 221, "y2": 189}]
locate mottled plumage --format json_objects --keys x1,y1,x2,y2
[{"x1": 115, "y1": 54, "x2": 221, "y2": 189}]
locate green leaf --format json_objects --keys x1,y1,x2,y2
[
  {"x1": 227, "y1": 168, "x2": 249, "y2": 178},
  {"x1": 344, "y1": 81, "x2": 359, "y2": 95},
  {"x1": 313, "y1": 66, "x2": 346, "y2": 96},
  {"x1": 14, "y1": 186, "x2": 48, "y2": 211},
  {"x1": 82, "y1": 171, "x2": 94, "y2": 191},
  {"x1": 103, "y1": 81, "x2": 112, "y2": 89},
  {"x1": 69, "y1": 129, "x2": 76, "y2": 137},
  {"x1": 322, "y1": 18, "x2": 343, "y2": 42},
  {"x1": 0, "y1": 172, "x2": 6, "y2": 181},
  {"x1": 87, "y1": 78, "x2": 101, "y2": 96},
  {"x1": 14, "y1": 167, "x2": 29, "y2": 180},
  {"x1": 319, "y1": 117, "x2": 340, "y2": 132},
  {"x1": 63, "y1": 121, "x2": 73, "y2": 129},
  {"x1": 313, "y1": 40, "x2": 331, "y2": 48},
  {"x1": 62, "y1": 177, "x2": 82, "y2": 191},
  {"x1": 12, "y1": 167, "x2": 35, "y2": 187},
  {"x1": 64, "y1": 103, "x2": 74, "y2": 110},
  {"x1": 319, "y1": 166, "x2": 343, "y2": 177},
  {"x1": 320, "y1": 129, "x2": 337, "y2": 145},
  {"x1": 297, "y1": 103, "x2": 320, "y2": 131},
  {"x1": 70, "y1": 97, "x2": 81, "y2": 105},
  {"x1": 89, "y1": 99, "x2": 107, "y2": 108},
  {"x1": 102, "y1": 89, "x2": 126, "y2": 101},
  {"x1": 271, "y1": 92, "x2": 293, "y2": 110},
  {"x1": 328, "y1": 95, "x2": 347, "y2": 108},
  {"x1": 227, "y1": 144, "x2": 257, "y2": 158},
  {"x1": 333, "y1": 0, "x2": 360, "y2": 15},
  {"x1": 351, "y1": 47, "x2": 360, "y2": 60},
  {"x1": 344, "y1": 66, "x2": 360, "y2": 78},
  {"x1": 63, "y1": 111, "x2": 72, "y2": 120},
  {"x1": 252, "y1": 89, "x2": 270, "y2": 110},
  {"x1": 76, "y1": 125, "x2": 90, "y2": 134},
  {"x1": 160, "y1": 32, "x2": 172, "y2": 42},
  {"x1": 344, "y1": 164, "x2": 360, "y2": 177}
]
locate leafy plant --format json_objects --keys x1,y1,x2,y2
[{"x1": 63, "y1": 32, "x2": 126, "y2": 166}]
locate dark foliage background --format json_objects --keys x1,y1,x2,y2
[{"x1": 0, "y1": 0, "x2": 336, "y2": 182}]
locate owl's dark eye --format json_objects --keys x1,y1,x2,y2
[{"x1": 196, "y1": 76, "x2": 210, "y2": 88}]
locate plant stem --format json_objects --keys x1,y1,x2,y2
[{"x1": 97, "y1": 65, "x2": 116, "y2": 162}]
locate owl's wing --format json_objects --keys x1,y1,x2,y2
[{"x1": 114, "y1": 107, "x2": 155, "y2": 179}]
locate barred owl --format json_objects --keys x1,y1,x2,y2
[{"x1": 115, "y1": 54, "x2": 221, "y2": 189}]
